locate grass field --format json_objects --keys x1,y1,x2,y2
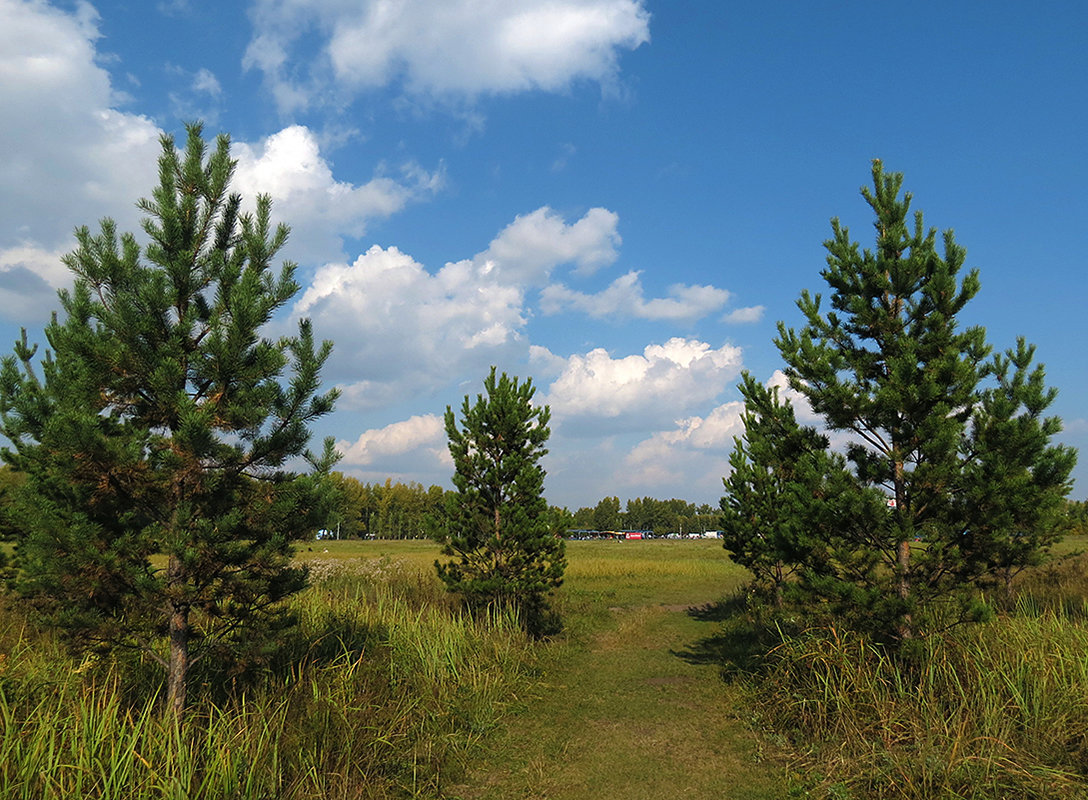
[
  {"x1": 5, "y1": 536, "x2": 1088, "y2": 798},
  {"x1": 1, "y1": 539, "x2": 535, "y2": 799},
  {"x1": 0, "y1": 537, "x2": 788, "y2": 799}
]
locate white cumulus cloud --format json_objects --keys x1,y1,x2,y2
[
  {"x1": 245, "y1": 0, "x2": 651, "y2": 111},
  {"x1": 766, "y1": 368, "x2": 821, "y2": 424},
  {"x1": 621, "y1": 369, "x2": 816, "y2": 486},
  {"x1": 626, "y1": 402, "x2": 747, "y2": 465},
  {"x1": 480, "y1": 206, "x2": 621, "y2": 283},
  {"x1": 337, "y1": 413, "x2": 447, "y2": 466},
  {"x1": 540, "y1": 337, "x2": 744, "y2": 432},
  {"x1": 293, "y1": 244, "x2": 528, "y2": 410},
  {"x1": 615, "y1": 401, "x2": 746, "y2": 497},
  {"x1": 541, "y1": 271, "x2": 730, "y2": 321},
  {"x1": 0, "y1": 0, "x2": 162, "y2": 321},
  {"x1": 233, "y1": 125, "x2": 444, "y2": 266},
  {"x1": 292, "y1": 205, "x2": 623, "y2": 410},
  {"x1": 0, "y1": 244, "x2": 70, "y2": 322},
  {"x1": 0, "y1": 2, "x2": 436, "y2": 325}
]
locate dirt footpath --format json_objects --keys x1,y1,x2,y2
[{"x1": 447, "y1": 599, "x2": 785, "y2": 800}]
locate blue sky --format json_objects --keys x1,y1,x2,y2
[{"x1": 1, "y1": 0, "x2": 1085, "y2": 508}]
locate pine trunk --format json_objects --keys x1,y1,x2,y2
[
  {"x1": 896, "y1": 538, "x2": 912, "y2": 640},
  {"x1": 894, "y1": 459, "x2": 913, "y2": 641},
  {"x1": 167, "y1": 556, "x2": 190, "y2": 717}
]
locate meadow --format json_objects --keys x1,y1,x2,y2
[
  {"x1": 746, "y1": 536, "x2": 1088, "y2": 799},
  {"x1": 0, "y1": 540, "x2": 536, "y2": 799},
  {"x1": 3, "y1": 538, "x2": 1088, "y2": 798}
]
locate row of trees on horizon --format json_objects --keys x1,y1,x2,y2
[
  {"x1": 323, "y1": 472, "x2": 725, "y2": 540},
  {"x1": 8, "y1": 463, "x2": 1084, "y2": 546}
]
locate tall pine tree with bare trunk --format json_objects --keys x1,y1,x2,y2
[{"x1": 0, "y1": 123, "x2": 338, "y2": 716}]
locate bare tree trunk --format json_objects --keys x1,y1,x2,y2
[
  {"x1": 894, "y1": 459, "x2": 913, "y2": 641},
  {"x1": 167, "y1": 555, "x2": 189, "y2": 717},
  {"x1": 896, "y1": 538, "x2": 912, "y2": 640}
]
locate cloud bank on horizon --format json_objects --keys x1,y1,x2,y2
[{"x1": 2, "y1": 0, "x2": 1085, "y2": 507}]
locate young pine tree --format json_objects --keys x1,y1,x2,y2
[
  {"x1": 0, "y1": 123, "x2": 338, "y2": 715},
  {"x1": 957, "y1": 338, "x2": 1077, "y2": 602},
  {"x1": 771, "y1": 161, "x2": 1074, "y2": 642},
  {"x1": 721, "y1": 373, "x2": 885, "y2": 609},
  {"x1": 436, "y1": 367, "x2": 565, "y2": 636}
]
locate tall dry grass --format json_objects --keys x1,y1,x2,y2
[
  {"x1": 753, "y1": 584, "x2": 1088, "y2": 798},
  {"x1": 0, "y1": 554, "x2": 537, "y2": 800}
]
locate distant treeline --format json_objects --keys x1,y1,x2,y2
[
  {"x1": 323, "y1": 474, "x2": 723, "y2": 540},
  {"x1": 271, "y1": 477, "x2": 1088, "y2": 543},
  {"x1": 566, "y1": 495, "x2": 722, "y2": 537},
  {"x1": 7, "y1": 466, "x2": 1084, "y2": 543},
  {"x1": 326, "y1": 473, "x2": 450, "y2": 540},
  {"x1": 1066, "y1": 499, "x2": 1088, "y2": 536}
]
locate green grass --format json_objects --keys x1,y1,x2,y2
[
  {"x1": 8, "y1": 534, "x2": 1087, "y2": 799},
  {"x1": 0, "y1": 543, "x2": 536, "y2": 799},
  {"x1": 447, "y1": 539, "x2": 786, "y2": 799},
  {"x1": 739, "y1": 537, "x2": 1088, "y2": 799},
  {"x1": 1046, "y1": 533, "x2": 1088, "y2": 557},
  {"x1": 0, "y1": 537, "x2": 789, "y2": 799},
  {"x1": 756, "y1": 612, "x2": 1088, "y2": 799}
]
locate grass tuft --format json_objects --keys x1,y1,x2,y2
[{"x1": 756, "y1": 611, "x2": 1088, "y2": 799}]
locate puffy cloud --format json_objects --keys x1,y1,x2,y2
[
  {"x1": 0, "y1": 2, "x2": 447, "y2": 324},
  {"x1": 245, "y1": 0, "x2": 651, "y2": 111},
  {"x1": 723, "y1": 305, "x2": 765, "y2": 324},
  {"x1": 337, "y1": 413, "x2": 447, "y2": 466},
  {"x1": 766, "y1": 368, "x2": 821, "y2": 424},
  {"x1": 541, "y1": 337, "x2": 744, "y2": 432},
  {"x1": 765, "y1": 369, "x2": 879, "y2": 456},
  {"x1": 625, "y1": 402, "x2": 747, "y2": 464},
  {"x1": 0, "y1": 243, "x2": 70, "y2": 291},
  {"x1": 291, "y1": 205, "x2": 621, "y2": 409},
  {"x1": 293, "y1": 244, "x2": 528, "y2": 409},
  {"x1": 529, "y1": 344, "x2": 571, "y2": 378},
  {"x1": 614, "y1": 401, "x2": 745, "y2": 497},
  {"x1": 233, "y1": 125, "x2": 444, "y2": 266},
  {"x1": 597, "y1": 373, "x2": 826, "y2": 501},
  {"x1": 538, "y1": 342, "x2": 753, "y2": 500},
  {"x1": 0, "y1": 244, "x2": 70, "y2": 321},
  {"x1": 451, "y1": 206, "x2": 619, "y2": 287},
  {"x1": 541, "y1": 271, "x2": 730, "y2": 321},
  {"x1": 0, "y1": 0, "x2": 162, "y2": 321}
]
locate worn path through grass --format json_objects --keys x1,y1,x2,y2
[{"x1": 446, "y1": 540, "x2": 785, "y2": 800}]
